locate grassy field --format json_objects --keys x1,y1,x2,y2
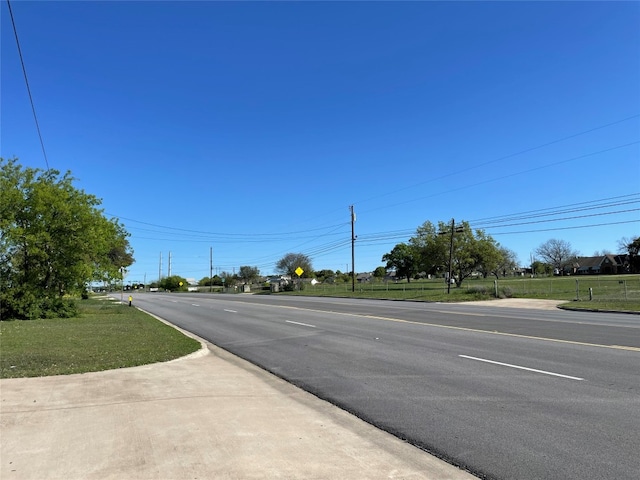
[
  {"x1": 0, "y1": 297, "x2": 201, "y2": 379},
  {"x1": 279, "y1": 274, "x2": 640, "y2": 312}
]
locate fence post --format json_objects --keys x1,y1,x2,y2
[
  {"x1": 589, "y1": 287, "x2": 593, "y2": 301},
  {"x1": 494, "y1": 280, "x2": 498, "y2": 298}
]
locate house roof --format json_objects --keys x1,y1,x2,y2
[{"x1": 575, "y1": 255, "x2": 623, "y2": 270}]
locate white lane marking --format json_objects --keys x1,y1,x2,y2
[
  {"x1": 192, "y1": 304, "x2": 200, "y2": 306},
  {"x1": 224, "y1": 309, "x2": 237, "y2": 313},
  {"x1": 459, "y1": 355, "x2": 584, "y2": 381},
  {"x1": 286, "y1": 320, "x2": 316, "y2": 328}
]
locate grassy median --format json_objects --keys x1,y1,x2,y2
[
  {"x1": 279, "y1": 275, "x2": 640, "y2": 312},
  {"x1": 0, "y1": 297, "x2": 201, "y2": 379}
]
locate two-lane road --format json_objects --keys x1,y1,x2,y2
[{"x1": 132, "y1": 293, "x2": 639, "y2": 480}]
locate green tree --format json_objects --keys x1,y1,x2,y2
[
  {"x1": 276, "y1": 253, "x2": 313, "y2": 278},
  {"x1": 314, "y1": 269, "x2": 335, "y2": 282},
  {"x1": 474, "y1": 232, "x2": 506, "y2": 279},
  {"x1": 492, "y1": 247, "x2": 518, "y2": 278},
  {"x1": 159, "y1": 275, "x2": 188, "y2": 292},
  {"x1": 238, "y1": 265, "x2": 260, "y2": 283},
  {"x1": 531, "y1": 260, "x2": 553, "y2": 276},
  {"x1": 382, "y1": 243, "x2": 419, "y2": 282},
  {"x1": 400, "y1": 220, "x2": 502, "y2": 287},
  {"x1": 373, "y1": 266, "x2": 387, "y2": 279},
  {"x1": 220, "y1": 271, "x2": 237, "y2": 286},
  {"x1": 0, "y1": 158, "x2": 133, "y2": 319},
  {"x1": 409, "y1": 221, "x2": 447, "y2": 276}
]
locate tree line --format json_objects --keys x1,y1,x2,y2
[
  {"x1": 150, "y1": 231, "x2": 640, "y2": 293},
  {"x1": 381, "y1": 221, "x2": 639, "y2": 284}
]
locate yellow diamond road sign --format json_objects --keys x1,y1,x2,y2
[{"x1": 295, "y1": 267, "x2": 304, "y2": 277}]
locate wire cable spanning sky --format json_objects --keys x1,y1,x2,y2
[{"x1": 2, "y1": 1, "x2": 639, "y2": 282}]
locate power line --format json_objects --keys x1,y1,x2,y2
[
  {"x1": 358, "y1": 140, "x2": 640, "y2": 216},
  {"x1": 352, "y1": 114, "x2": 640, "y2": 209},
  {"x1": 6, "y1": 0, "x2": 50, "y2": 171},
  {"x1": 469, "y1": 193, "x2": 640, "y2": 224},
  {"x1": 108, "y1": 213, "x2": 349, "y2": 239},
  {"x1": 487, "y1": 219, "x2": 639, "y2": 236}
]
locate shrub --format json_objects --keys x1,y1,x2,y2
[
  {"x1": 500, "y1": 286, "x2": 513, "y2": 298},
  {"x1": 467, "y1": 285, "x2": 489, "y2": 295}
]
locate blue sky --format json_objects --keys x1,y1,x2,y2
[{"x1": 2, "y1": 1, "x2": 639, "y2": 284}]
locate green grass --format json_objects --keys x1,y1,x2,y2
[
  {"x1": 0, "y1": 297, "x2": 201, "y2": 379},
  {"x1": 279, "y1": 274, "x2": 640, "y2": 311},
  {"x1": 559, "y1": 300, "x2": 640, "y2": 313}
]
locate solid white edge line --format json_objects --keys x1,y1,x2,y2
[
  {"x1": 286, "y1": 320, "x2": 316, "y2": 328},
  {"x1": 459, "y1": 355, "x2": 584, "y2": 381}
]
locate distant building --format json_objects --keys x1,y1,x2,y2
[{"x1": 567, "y1": 255, "x2": 629, "y2": 275}]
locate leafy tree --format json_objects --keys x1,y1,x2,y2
[
  {"x1": 531, "y1": 260, "x2": 553, "y2": 276},
  {"x1": 401, "y1": 220, "x2": 502, "y2": 287},
  {"x1": 409, "y1": 221, "x2": 446, "y2": 276},
  {"x1": 445, "y1": 222, "x2": 483, "y2": 287},
  {"x1": 0, "y1": 158, "x2": 133, "y2": 319},
  {"x1": 276, "y1": 253, "x2": 313, "y2": 278},
  {"x1": 492, "y1": 247, "x2": 519, "y2": 278},
  {"x1": 158, "y1": 275, "x2": 188, "y2": 292},
  {"x1": 220, "y1": 271, "x2": 237, "y2": 286},
  {"x1": 535, "y1": 239, "x2": 579, "y2": 274},
  {"x1": 238, "y1": 265, "x2": 260, "y2": 283},
  {"x1": 474, "y1": 231, "x2": 504, "y2": 279},
  {"x1": 314, "y1": 269, "x2": 335, "y2": 282},
  {"x1": 382, "y1": 243, "x2": 419, "y2": 282},
  {"x1": 373, "y1": 266, "x2": 387, "y2": 279}
]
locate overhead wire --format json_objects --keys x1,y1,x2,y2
[
  {"x1": 351, "y1": 114, "x2": 640, "y2": 209},
  {"x1": 357, "y1": 140, "x2": 640, "y2": 216},
  {"x1": 6, "y1": 0, "x2": 50, "y2": 171}
]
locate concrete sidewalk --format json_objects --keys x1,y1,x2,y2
[{"x1": 1, "y1": 337, "x2": 476, "y2": 480}]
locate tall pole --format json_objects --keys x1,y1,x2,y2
[
  {"x1": 210, "y1": 247, "x2": 213, "y2": 293},
  {"x1": 159, "y1": 252, "x2": 162, "y2": 282},
  {"x1": 168, "y1": 251, "x2": 172, "y2": 277},
  {"x1": 351, "y1": 205, "x2": 356, "y2": 293},
  {"x1": 447, "y1": 218, "x2": 455, "y2": 295}
]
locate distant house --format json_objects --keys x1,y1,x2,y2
[
  {"x1": 384, "y1": 271, "x2": 399, "y2": 282},
  {"x1": 356, "y1": 272, "x2": 373, "y2": 283},
  {"x1": 570, "y1": 255, "x2": 628, "y2": 275}
]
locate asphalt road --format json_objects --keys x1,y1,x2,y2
[{"x1": 132, "y1": 293, "x2": 640, "y2": 480}]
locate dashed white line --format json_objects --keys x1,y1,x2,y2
[
  {"x1": 192, "y1": 304, "x2": 200, "y2": 307},
  {"x1": 224, "y1": 309, "x2": 237, "y2": 313},
  {"x1": 459, "y1": 355, "x2": 584, "y2": 381},
  {"x1": 286, "y1": 320, "x2": 316, "y2": 328}
]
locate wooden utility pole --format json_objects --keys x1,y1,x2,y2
[
  {"x1": 447, "y1": 218, "x2": 455, "y2": 294},
  {"x1": 439, "y1": 219, "x2": 462, "y2": 294},
  {"x1": 351, "y1": 205, "x2": 356, "y2": 292}
]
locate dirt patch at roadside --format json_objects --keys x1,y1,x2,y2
[{"x1": 458, "y1": 298, "x2": 564, "y2": 310}]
